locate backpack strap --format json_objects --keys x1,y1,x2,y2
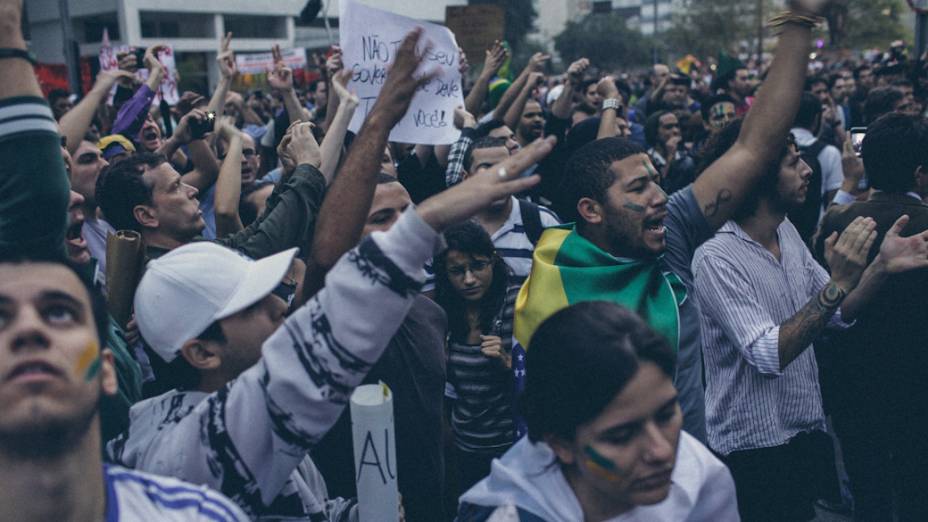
[{"x1": 518, "y1": 199, "x2": 544, "y2": 246}]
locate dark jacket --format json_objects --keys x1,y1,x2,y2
[{"x1": 813, "y1": 192, "x2": 928, "y2": 419}]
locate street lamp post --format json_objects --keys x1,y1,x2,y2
[{"x1": 58, "y1": 0, "x2": 82, "y2": 95}]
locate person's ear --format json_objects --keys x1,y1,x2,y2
[
  {"x1": 545, "y1": 435, "x2": 578, "y2": 466},
  {"x1": 100, "y1": 349, "x2": 118, "y2": 397},
  {"x1": 133, "y1": 204, "x2": 158, "y2": 230},
  {"x1": 577, "y1": 197, "x2": 604, "y2": 226},
  {"x1": 180, "y1": 338, "x2": 222, "y2": 372},
  {"x1": 915, "y1": 165, "x2": 928, "y2": 191}
]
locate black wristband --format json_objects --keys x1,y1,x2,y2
[{"x1": 0, "y1": 48, "x2": 36, "y2": 65}]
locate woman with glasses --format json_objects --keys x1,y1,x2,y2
[{"x1": 434, "y1": 221, "x2": 520, "y2": 496}]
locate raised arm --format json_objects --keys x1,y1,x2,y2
[
  {"x1": 551, "y1": 58, "x2": 589, "y2": 120},
  {"x1": 596, "y1": 76, "x2": 622, "y2": 139},
  {"x1": 302, "y1": 29, "x2": 436, "y2": 298},
  {"x1": 59, "y1": 69, "x2": 133, "y2": 153},
  {"x1": 0, "y1": 0, "x2": 69, "y2": 257},
  {"x1": 692, "y1": 1, "x2": 825, "y2": 231},
  {"x1": 503, "y1": 72, "x2": 543, "y2": 132},
  {"x1": 493, "y1": 52, "x2": 548, "y2": 121},
  {"x1": 268, "y1": 45, "x2": 308, "y2": 126},
  {"x1": 464, "y1": 40, "x2": 508, "y2": 116},
  {"x1": 206, "y1": 33, "x2": 236, "y2": 117},
  {"x1": 213, "y1": 120, "x2": 245, "y2": 236},
  {"x1": 318, "y1": 70, "x2": 359, "y2": 183}
]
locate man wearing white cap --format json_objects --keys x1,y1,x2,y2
[{"x1": 106, "y1": 27, "x2": 555, "y2": 521}]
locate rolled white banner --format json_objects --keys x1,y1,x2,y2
[{"x1": 350, "y1": 382, "x2": 399, "y2": 522}]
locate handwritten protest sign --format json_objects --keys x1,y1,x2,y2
[
  {"x1": 98, "y1": 28, "x2": 179, "y2": 105},
  {"x1": 350, "y1": 383, "x2": 399, "y2": 522},
  {"x1": 339, "y1": 0, "x2": 464, "y2": 145},
  {"x1": 235, "y1": 48, "x2": 307, "y2": 75}
]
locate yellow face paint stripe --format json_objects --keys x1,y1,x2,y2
[{"x1": 76, "y1": 341, "x2": 101, "y2": 381}]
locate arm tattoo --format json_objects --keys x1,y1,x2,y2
[
  {"x1": 703, "y1": 189, "x2": 732, "y2": 218},
  {"x1": 777, "y1": 289, "x2": 838, "y2": 370}
]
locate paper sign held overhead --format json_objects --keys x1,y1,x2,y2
[{"x1": 339, "y1": 0, "x2": 464, "y2": 145}]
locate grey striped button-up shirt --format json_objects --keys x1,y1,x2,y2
[{"x1": 692, "y1": 219, "x2": 850, "y2": 455}]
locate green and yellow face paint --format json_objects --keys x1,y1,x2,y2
[
  {"x1": 583, "y1": 445, "x2": 623, "y2": 483},
  {"x1": 75, "y1": 341, "x2": 101, "y2": 382}
]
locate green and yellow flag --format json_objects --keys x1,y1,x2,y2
[{"x1": 515, "y1": 225, "x2": 686, "y2": 351}]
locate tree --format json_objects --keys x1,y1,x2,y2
[
  {"x1": 469, "y1": 0, "x2": 538, "y2": 53},
  {"x1": 554, "y1": 13, "x2": 653, "y2": 71},
  {"x1": 663, "y1": 0, "x2": 763, "y2": 59},
  {"x1": 825, "y1": 0, "x2": 911, "y2": 49}
]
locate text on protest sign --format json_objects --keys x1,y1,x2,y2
[{"x1": 339, "y1": 0, "x2": 464, "y2": 145}]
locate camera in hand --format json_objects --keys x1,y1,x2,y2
[
  {"x1": 134, "y1": 48, "x2": 147, "y2": 69},
  {"x1": 189, "y1": 112, "x2": 216, "y2": 140}
]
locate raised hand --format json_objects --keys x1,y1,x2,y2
[
  {"x1": 369, "y1": 27, "x2": 439, "y2": 128},
  {"x1": 325, "y1": 46, "x2": 344, "y2": 77},
  {"x1": 567, "y1": 58, "x2": 590, "y2": 85},
  {"x1": 268, "y1": 45, "x2": 294, "y2": 91},
  {"x1": 824, "y1": 216, "x2": 877, "y2": 291},
  {"x1": 877, "y1": 215, "x2": 928, "y2": 273},
  {"x1": 458, "y1": 47, "x2": 469, "y2": 76},
  {"x1": 331, "y1": 69, "x2": 359, "y2": 107},
  {"x1": 840, "y1": 138, "x2": 864, "y2": 192},
  {"x1": 217, "y1": 32, "x2": 237, "y2": 80},
  {"x1": 596, "y1": 75, "x2": 621, "y2": 99},
  {"x1": 528, "y1": 52, "x2": 551, "y2": 73},
  {"x1": 453, "y1": 106, "x2": 476, "y2": 130},
  {"x1": 92, "y1": 69, "x2": 135, "y2": 93},
  {"x1": 285, "y1": 121, "x2": 321, "y2": 168},
  {"x1": 483, "y1": 40, "x2": 508, "y2": 76},
  {"x1": 143, "y1": 44, "x2": 168, "y2": 73},
  {"x1": 173, "y1": 109, "x2": 208, "y2": 144},
  {"x1": 416, "y1": 136, "x2": 556, "y2": 232}
]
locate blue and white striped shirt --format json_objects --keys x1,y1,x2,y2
[
  {"x1": 692, "y1": 219, "x2": 851, "y2": 455},
  {"x1": 493, "y1": 198, "x2": 560, "y2": 285},
  {"x1": 104, "y1": 464, "x2": 248, "y2": 521}
]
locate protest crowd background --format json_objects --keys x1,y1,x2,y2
[{"x1": 4, "y1": 0, "x2": 928, "y2": 520}]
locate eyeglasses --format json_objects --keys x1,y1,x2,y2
[{"x1": 446, "y1": 260, "x2": 491, "y2": 278}]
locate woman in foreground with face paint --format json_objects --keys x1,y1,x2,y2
[{"x1": 456, "y1": 301, "x2": 739, "y2": 521}]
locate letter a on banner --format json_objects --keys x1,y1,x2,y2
[{"x1": 339, "y1": 0, "x2": 464, "y2": 145}]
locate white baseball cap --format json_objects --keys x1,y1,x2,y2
[{"x1": 134, "y1": 242, "x2": 298, "y2": 362}]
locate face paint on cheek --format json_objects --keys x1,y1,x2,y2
[
  {"x1": 623, "y1": 201, "x2": 646, "y2": 213},
  {"x1": 75, "y1": 341, "x2": 101, "y2": 381},
  {"x1": 583, "y1": 445, "x2": 623, "y2": 483}
]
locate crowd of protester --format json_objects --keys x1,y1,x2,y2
[{"x1": 3, "y1": 0, "x2": 928, "y2": 520}]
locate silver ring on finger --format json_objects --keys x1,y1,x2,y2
[{"x1": 497, "y1": 167, "x2": 508, "y2": 179}]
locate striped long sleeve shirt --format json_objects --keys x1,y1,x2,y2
[{"x1": 692, "y1": 219, "x2": 851, "y2": 455}]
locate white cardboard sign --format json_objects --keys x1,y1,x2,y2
[{"x1": 339, "y1": 0, "x2": 464, "y2": 145}]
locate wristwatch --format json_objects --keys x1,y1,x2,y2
[
  {"x1": 602, "y1": 98, "x2": 622, "y2": 112},
  {"x1": 818, "y1": 282, "x2": 847, "y2": 309}
]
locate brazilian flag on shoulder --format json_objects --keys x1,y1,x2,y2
[{"x1": 514, "y1": 225, "x2": 687, "y2": 352}]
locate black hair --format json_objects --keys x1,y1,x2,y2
[
  {"x1": 434, "y1": 221, "x2": 510, "y2": 342},
  {"x1": 805, "y1": 76, "x2": 828, "y2": 92},
  {"x1": 579, "y1": 78, "x2": 598, "y2": 95},
  {"x1": 572, "y1": 104, "x2": 596, "y2": 117},
  {"x1": 96, "y1": 152, "x2": 167, "y2": 232},
  {"x1": 644, "y1": 110, "x2": 671, "y2": 148},
  {"x1": 696, "y1": 118, "x2": 787, "y2": 220},
  {"x1": 794, "y1": 92, "x2": 823, "y2": 130},
  {"x1": 0, "y1": 253, "x2": 108, "y2": 355},
  {"x1": 699, "y1": 94, "x2": 736, "y2": 121},
  {"x1": 475, "y1": 118, "x2": 506, "y2": 139},
  {"x1": 463, "y1": 136, "x2": 508, "y2": 172},
  {"x1": 48, "y1": 89, "x2": 70, "y2": 105},
  {"x1": 864, "y1": 87, "x2": 905, "y2": 124},
  {"x1": 563, "y1": 137, "x2": 647, "y2": 227},
  {"x1": 854, "y1": 64, "x2": 872, "y2": 79},
  {"x1": 520, "y1": 301, "x2": 675, "y2": 444},
  {"x1": 862, "y1": 112, "x2": 928, "y2": 193}
]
